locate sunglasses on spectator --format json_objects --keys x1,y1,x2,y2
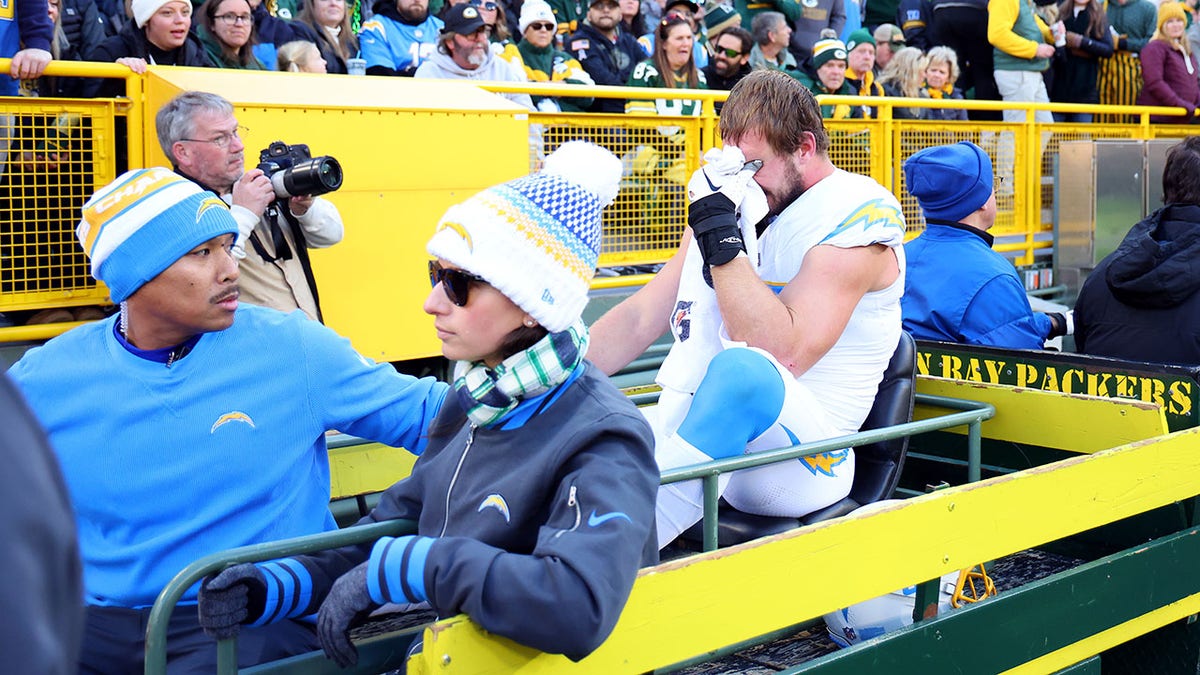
[
  {"x1": 528, "y1": 21, "x2": 555, "y2": 30},
  {"x1": 715, "y1": 45, "x2": 744, "y2": 58},
  {"x1": 468, "y1": 0, "x2": 499, "y2": 10},
  {"x1": 429, "y1": 260, "x2": 489, "y2": 307}
]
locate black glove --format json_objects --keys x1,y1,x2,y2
[
  {"x1": 688, "y1": 193, "x2": 745, "y2": 267},
  {"x1": 1045, "y1": 311, "x2": 1074, "y2": 338},
  {"x1": 198, "y1": 563, "x2": 267, "y2": 640},
  {"x1": 317, "y1": 562, "x2": 377, "y2": 668}
]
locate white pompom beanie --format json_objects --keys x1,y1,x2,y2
[{"x1": 426, "y1": 141, "x2": 621, "y2": 332}]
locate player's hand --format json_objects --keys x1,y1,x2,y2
[
  {"x1": 1035, "y1": 43, "x2": 1056, "y2": 59},
  {"x1": 686, "y1": 146, "x2": 760, "y2": 207},
  {"x1": 233, "y1": 169, "x2": 275, "y2": 217}
]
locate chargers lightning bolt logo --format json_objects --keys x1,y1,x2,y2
[
  {"x1": 210, "y1": 411, "x2": 255, "y2": 433},
  {"x1": 780, "y1": 424, "x2": 849, "y2": 477},
  {"x1": 477, "y1": 494, "x2": 511, "y2": 523}
]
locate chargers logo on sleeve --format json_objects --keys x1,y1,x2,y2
[
  {"x1": 477, "y1": 494, "x2": 511, "y2": 523},
  {"x1": 210, "y1": 411, "x2": 256, "y2": 433},
  {"x1": 820, "y1": 198, "x2": 905, "y2": 246}
]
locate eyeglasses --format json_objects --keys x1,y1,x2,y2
[
  {"x1": 429, "y1": 260, "x2": 488, "y2": 306},
  {"x1": 715, "y1": 45, "x2": 743, "y2": 58},
  {"x1": 179, "y1": 125, "x2": 248, "y2": 149},
  {"x1": 214, "y1": 12, "x2": 252, "y2": 24},
  {"x1": 468, "y1": 0, "x2": 498, "y2": 10},
  {"x1": 528, "y1": 21, "x2": 554, "y2": 30}
]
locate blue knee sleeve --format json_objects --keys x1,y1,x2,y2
[{"x1": 677, "y1": 349, "x2": 786, "y2": 459}]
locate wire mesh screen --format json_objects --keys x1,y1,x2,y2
[
  {"x1": 531, "y1": 114, "x2": 702, "y2": 267},
  {"x1": 881, "y1": 123, "x2": 1021, "y2": 237},
  {"x1": 0, "y1": 105, "x2": 113, "y2": 309}
]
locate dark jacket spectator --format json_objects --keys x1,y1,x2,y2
[
  {"x1": 566, "y1": 0, "x2": 642, "y2": 112},
  {"x1": 249, "y1": 0, "x2": 315, "y2": 44},
  {"x1": 35, "y1": 0, "x2": 108, "y2": 96},
  {"x1": 1049, "y1": 0, "x2": 1113, "y2": 120},
  {"x1": 1075, "y1": 137, "x2": 1200, "y2": 364},
  {"x1": 60, "y1": 0, "x2": 109, "y2": 60}
]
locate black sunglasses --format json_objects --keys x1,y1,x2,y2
[{"x1": 429, "y1": 260, "x2": 488, "y2": 306}]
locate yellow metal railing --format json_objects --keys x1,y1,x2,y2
[{"x1": 0, "y1": 60, "x2": 1194, "y2": 336}]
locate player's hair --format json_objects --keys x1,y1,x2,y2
[{"x1": 719, "y1": 69, "x2": 828, "y2": 155}]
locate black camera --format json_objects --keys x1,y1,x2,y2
[{"x1": 257, "y1": 141, "x2": 343, "y2": 198}]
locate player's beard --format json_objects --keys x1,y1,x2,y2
[
  {"x1": 467, "y1": 49, "x2": 487, "y2": 66},
  {"x1": 765, "y1": 159, "x2": 806, "y2": 217}
]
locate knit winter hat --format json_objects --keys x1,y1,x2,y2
[
  {"x1": 77, "y1": 168, "x2": 237, "y2": 302},
  {"x1": 1157, "y1": 1, "x2": 1187, "y2": 34},
  {"x1": 845, "y1": 28, "x2": 875, "y2": 53},
  {"x1": 811, "y1": 38, "x2": 848, "y2": 69},
  {"x1": 426, "y1": 142, "x2": 620, "y2": 332},
  {"x1": 519, "y1": 0, "x2": 555, "y2": 34},
  {"x1": 904, "y1": 141, "x2": 994, "y2": 223},
  {"x1": 704, "y1": 4, "x2": 741, "y2": 34},
  {"x1": 132, "y1": 0, "x2": 182, "y2": 28}
]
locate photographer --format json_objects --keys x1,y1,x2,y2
[{"x1": 156, "y1": 90, "x2": 344, "y2": 322}]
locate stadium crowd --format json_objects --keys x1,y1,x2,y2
[{"x1": 5, "y1": 0, "x2": 1199, "y2": 122}]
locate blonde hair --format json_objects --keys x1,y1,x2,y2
[
  {"x1": 1152, "y1": 1, "x2": 1192, "y2": 55},
  {"x1": 924, "y1": 45, "x2": 959, "y2": 86},
  {"x1": 277, "y1": 40, "x2": 321, "y2": 72},
  {"x1": 878, "y1": 46, "x2": 927, "y2": 98}
]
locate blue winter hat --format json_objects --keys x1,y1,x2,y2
[
  {"x1": 77, "y1": 168, "x2": 237, "y2": 302},
  {"x1": 904, "y1": 141, "x2": 994, "y2": 223}
]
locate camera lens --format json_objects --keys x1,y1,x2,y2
[{"x1": 270, "y1": 156, "x2": 343, "y2": 198}]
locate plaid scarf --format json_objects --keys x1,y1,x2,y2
[{"x1": 452, "y1": 319, "x2": 589, "y2": 427}]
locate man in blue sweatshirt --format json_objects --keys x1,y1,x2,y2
[
  {"x1": 901, "y1": 142, "x2": 1070, "y2": 348},
  {"x1": 7, "y1": 167, "x2": 448, "y2": 673}
]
